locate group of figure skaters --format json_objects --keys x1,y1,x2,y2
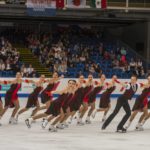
[{"x1": 0, "y1": 72, "x2": 150, "y2": 133}]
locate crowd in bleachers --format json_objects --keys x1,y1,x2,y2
[
  {"x1": 0, "y1": 25, "x2": 146, "y2": 78},
  {"x1": 0, "y1": 36, "x2": 38, "y2": 77},
  {"x1": 27, "y1": 26, "x2": 146, "y2": 78},
  {"x1": 0, "y1": 37, "x2": 20, "y2": 77},
  {"x1": 20, "y1": 63, "x2": 38, "y2": 77}
]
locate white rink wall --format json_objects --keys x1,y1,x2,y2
[{"x1": 0, "y1": 78, "x2": 148, "y2": 97}]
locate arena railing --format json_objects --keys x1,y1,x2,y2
[{"x1": 0, "y1": 0, "x2": 150, "y2": 8}]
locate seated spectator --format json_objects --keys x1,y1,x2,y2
[
  {"x1": 129, "y1": 58, "x2": 136, "y2": 70},
  {"x1": 13, "y1": 64, "x2": 20, "y2": 73},
  {"x1": 141, "y1": 67, "x2": 145, "y2": 77},
  {"x1": 110, "y1": 50, "x2": 115, "y2": 60},
  {"x1": 5, "y1": 60, "x2": 11, "y2": 71},
  {"x1": 0, "y1": 59, "x2": 5, "y2": 71},
  {"x1": 121, "y1": 55, "x2": 126, "y2": 64},
  {"x1": 30, "y1": 68, "x2": 39, "y2": 77},
  {"x1": 93, "y1": 64, "x2": 102, "y2": 74},
  {"x1": 120, "y1": 47, "x2": 127, "y2": 56},
  {"x1": 79, "y1": 55, "x2": 86, "y2": 63},
  {"x1": 84, "y1": 64, "x2": 89, "y2": 72},
  {"x1": 137, "y1": 59, "x2": 143, "y2": 70},
  {"x1": 104, "y1": 51, "x2": 110, "y2": 60},
  {"x1": 27, "y1": 64, "x2": 34, "y2": 76},
  {"x1": 21, "y1": 64, "x2": 28, "y2": 77},
  {"x1": 58, "y1": 61, "x2": 67, "y2": 74},
  {"x1": 89, "y1": 66, "x2": 95, "y2": 74},
  {"x1": 54, "y1": 62, "x2": 59, "y2": 72},
  {"x1": 112, "y1": 59, "x2": 120, "y2": 69}
]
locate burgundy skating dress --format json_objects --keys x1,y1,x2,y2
[
  {"x1": 69, "y1": 87, "x2": 85, "y2": 112},
  {"x1": 5, "y1": 83, "x2": 21, "y2": 107},
  {"x1": 41, "y1": 81, "x2": 60, "y2": 104},
  {"x1": 132, "y1": 87, "x2": 150, "y2": 111},
  {"x1": 87, "y1": 86, "x2": 103, "y2": 104},
  {"x1": 83, "y1": 85, "x2": 94, "y2": 103},
  {"x1": 61, "y1": 93, "x2": 74, "y2": 113},
  {"x1": 99, "y1": 86, "x2": 116, "y2": 108},
  {"x1": 26, "y1": 86, "x2": 43, "y2": 108},
  {"x1": 45, "y1": 93, "x2": 69, "y2": 116}
]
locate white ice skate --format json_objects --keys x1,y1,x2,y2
[
  {"x1": 56, "y1": 123, "x2": 65, "y2": 129},
  {"x1": 135, "y1": 124, "x2": 144, "y2": 131},
  {"x1": 16, "y1": 114, "x2": 19, "y2": 122},
  {"x1": 25, "y1": 118, "x2": 32, "y2": 128},
  {"x1": 102, "y1": 116, "x2": 106, "y2": 122},
  {"x1": 85, "y1": 119, "x2": 91, "y2": 124},
  {"x1": 41, "y1": 118, "x2": 48, "y2": 129},
  {"x1": 9, "y1": 117, "x2": 17, "y2": 124},
  {"x1": 125, "y1": 122, "x2": 131, "y2": 129},
  {"x1": 62, "y1": 122, "x2": 69, "y2": 128},
  {"x1": 85, "y1": 117, "x2": 91, "y2": 124},
  {"x1": 9, "y1": 117, "x2": 13, "y2": 124},
  {"x1": 68, "y1": 117, "x2": 73, "y2": 124},
  {"x1": 77, "y1": 118, "x2": 84, "y2": 126},
  {"x1": 92, "y1": 110, "x2": 97, "y2": 119},
  {"x1": 49, "y1": 125, "x2": 57, "y2": 132},
  {"x1": 75, "y1": 112, "x2": 80, "y2": 119}
]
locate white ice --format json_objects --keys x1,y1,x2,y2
[{"x1": 0, "y1": 98, "x2": 150, "y2": 150}]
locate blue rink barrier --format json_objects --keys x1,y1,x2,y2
[{"x1": 0, "y1": 94, "x2": 145, "y2": 98}]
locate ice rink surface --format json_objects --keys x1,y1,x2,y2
[{"x1": 0, "y1": 98, "x2": 150, "y2": 150}]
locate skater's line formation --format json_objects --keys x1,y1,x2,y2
[{"x1": 0, "y1": 72, "x2": 150, "y2": 133}]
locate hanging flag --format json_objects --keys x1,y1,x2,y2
[
  {"x1": 90, "y1": 0, "x2": 107, "y2": 9},
  {"x1": 26, "y1": 0, "x2": 56, "y2": 17},
  {"x1": 67, "y1": 0, "x2": 86, "y2": 8},
  {"x1": 101, "y1": 0, "x2": 107, "y2": 9},
  {"x1": 56, "y1": 0, "x2": 65, "y2": 9}
]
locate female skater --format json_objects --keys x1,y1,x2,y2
[
  {"x1": 84, "y1": 74, "x2": 106, "y2": 124},
  {"x1": 40, "y1": 72, "x2": 62, "y2": 110},
  {"x1": 0, "y1": 80, "x2": 9, "y2": 125},
  {"x1": 0, "y1": 72, "x2": 23, "y2": 125},
  {"x1": 92, "y1": 75, "x2": 117, "y2": 122},
  {"x1": 139, "y1": 101, "x2": 150, "y2": 129},
  {"x1": 65, "y1": 75, "x2": 86, "y2": 124},
  {"x1": 56, "y1": 84, "x2": 76, "y2": 129},
  {"x1": 41, "y1": 80, "x2": 76, "y2": 131},
  {"x1": 77, "y1": 74, "x2": 94, "y2": 125},
  {"x1": 25, "y1": 80, "x2": 76, "y2": 132},
  {"x1": 16, "y1": 75, "x2": 45, "y2": 121},
  {"x1": 125, "y1": 75, "x2": 150, "y2": 130}
]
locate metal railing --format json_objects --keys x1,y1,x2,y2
[
  {"x1": 0, "y1": 0, "x2": 150, "y2": 8},
  {"x1": 107, "y1": 0, "x2": 150, "y2": 7}
]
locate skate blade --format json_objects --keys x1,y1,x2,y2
[{"x1": 25, "y1": 120, "x2": 31, "y2": 128}]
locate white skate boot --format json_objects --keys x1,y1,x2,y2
[
  {"x1": 41, "y1": 118, "x2": 48, "y2": 129},
  {"x1": 85, "y1": 116, "x2": 91, "y2": 124},
  {"x1": 49, "y1": 125, "x2": 57, "y2": 132},
  {"x1": 25, "y1": 118, "x2": 33, "y2": 128}
]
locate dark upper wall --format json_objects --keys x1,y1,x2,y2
[{"x1": 107, "y1": 21, "x2": 149, "y2": 61}]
